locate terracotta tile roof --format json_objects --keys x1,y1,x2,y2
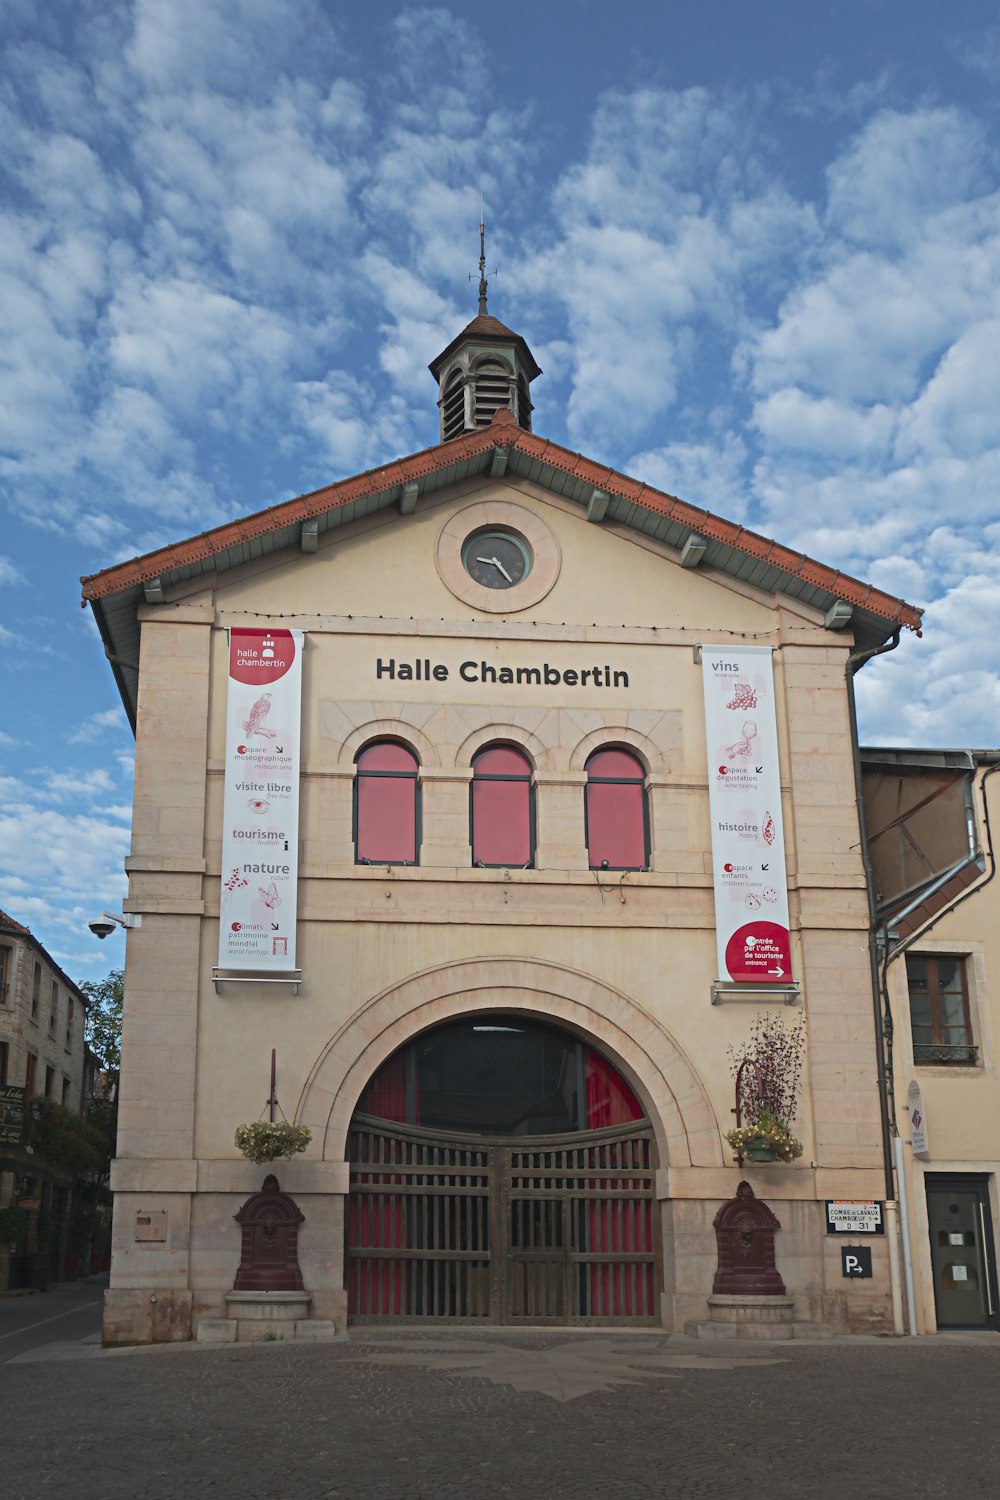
[
  {"x1": 80, "y1": 407, "x2": 924, "y2": 634},
  {"x1": 428, "y1": 318, "x2": 542, "y2": 381},
  {"x1": 0, "y1": 906, "x2": 30, "y2": 934}
]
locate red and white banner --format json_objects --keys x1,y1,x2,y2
[
  {"x1": 701, "y1": 646, "x2": 792, "y2": 984},
  {"x1": 218, "y1": 628, "x2": 303, "y2": 971}
]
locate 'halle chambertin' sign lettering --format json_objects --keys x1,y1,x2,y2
[{"x1": 375, "y1": 657, "x2": 631, "y2": 688}]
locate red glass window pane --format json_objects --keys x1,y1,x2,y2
[
  {"x1": 357, "y1": 742, "x2": 418, "y2": 774},
  {"x1": 586, "y1": 749, "x2": 644, "y2": 781},
  {"x1": 356, "y1": 738, "x2": 418, "y2": 863},
  {"x1": 586, "y1": 780, "x2": 646, "y2": 868},
  {"x1": 473, "y1": 745, "x2": 531, "y2": 777},
  {"x1": 472, "y1": 778, "x2": 532, "y2": 865}
]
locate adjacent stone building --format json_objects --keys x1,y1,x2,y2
[
  {"x1": 862, "y1": 749, "x2": 1000, "y2": 1331},
  {"x1": 82, "y1": 304, "x2": 927, "y2": 1346},
  {"x1": 0, "y1": 906, "x2": 92, "y2": 1288}
]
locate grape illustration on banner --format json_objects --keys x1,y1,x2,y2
[{"x1": 726, "y1": 681, "x2": 757, "y2": 710}]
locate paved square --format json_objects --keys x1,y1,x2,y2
[{"x1": 3, "y1": 1324, "x2": 999, "y2": 1499}]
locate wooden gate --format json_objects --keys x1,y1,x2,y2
[{"x1": 347, "y1": 1115, "x2": 658, "y2": 1324}]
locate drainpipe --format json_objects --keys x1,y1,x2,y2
[{"x1": 845, "y1": 630, "x2": 904, "y2": 1331}]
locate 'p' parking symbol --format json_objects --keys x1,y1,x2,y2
[{"x1": 841, "y1": 1246, "x2": 873, "y2": 1278}]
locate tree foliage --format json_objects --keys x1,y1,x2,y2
[
  {"x1": 31, "y1": 1097, "x2": 108, "y2": 1175},
  {"x1": 82, "y1": 967, "x2": 123, "y2": 1076}
]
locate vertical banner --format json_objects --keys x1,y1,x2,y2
[
  {"x1": 218, "y1": 628, "x2": 303, "y2": 971},
  {"x1": 701, "y1": 645, "x2": 792, "y2": 984}
]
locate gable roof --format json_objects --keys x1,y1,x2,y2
[{"x1": 81, "y1": 407, "x2": 923, "y2": 730}]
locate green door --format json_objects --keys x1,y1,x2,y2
[{"x1": 925, "y1": 1176, "x2": 999, "y2": 1330}]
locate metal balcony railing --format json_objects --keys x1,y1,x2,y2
[{"x1": 913, "y1": 1043, "x2": 979, "y2": 1065}]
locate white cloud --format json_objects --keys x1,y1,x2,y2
[
  {"x1": 0, "y1": 555, "x2": 25, "y2": 586},
  {"x1": 0, "y1": 807, "x2": 129, "y2": 916},
  {"x1": 628, "y1": 434, "x2": 750, "y2": 519},
  {"x1": 68, "y1": 708, "x2": 130, "y2": 745},
  {"x1": 28, "y1": 767, "x2": 117, "y2": 803},
  {"x1": 825, "y1": 108, "x2": 992, "y2": 249},
  {"x1": 753, "y1": 389, "x2": 895, "y2": 460}
]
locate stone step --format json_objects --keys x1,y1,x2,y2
[
  {"x1": 685, "y1": 1317, "x2": 834, "y2": 1342},
  {"x1": 196, "y1": 1316, "x2": 343, "y2": 1343}
]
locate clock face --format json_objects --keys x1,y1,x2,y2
[{"x1": 461, "y1": 530, "x2": 532, "y2": 590}]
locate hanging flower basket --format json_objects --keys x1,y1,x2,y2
[
  {"x1": 725, "y1": 1111, "x2": 803, "y2": 1165},
  {"x1": 235, "y1": 1121, "x2": 312, "y2": 1165}
]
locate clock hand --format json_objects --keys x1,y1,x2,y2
[
  {"x1": 475, "y1": 557, "x2": 496, "y2": 565},
  {"x1": 491, "y1": 555, "x2": 513, "y2": 583}
]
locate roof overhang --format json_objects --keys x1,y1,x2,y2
[{"x1": 83, "y1": 409, "x2": 924, "y2": 733}]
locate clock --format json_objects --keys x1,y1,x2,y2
[
  {"x1": 461, "y1": 529, "x2": 532, "y2": 589},
  {"x1": 435, "y1": 500, "x2": 559, "y2": 613}
]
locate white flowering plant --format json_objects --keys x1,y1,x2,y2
[{"x1": 234, "y1": 1120, "x2": 312, "y2": 1164}]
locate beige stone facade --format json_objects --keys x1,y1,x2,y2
[{"x1": 89, "y1": 461, "x2": 909, "y2": 1345}]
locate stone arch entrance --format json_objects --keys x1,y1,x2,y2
[{"x1": 297, "y1": 959, "x2": 722, "y2": 1329}]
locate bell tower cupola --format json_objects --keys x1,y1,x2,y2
[{"x1": 428, "y1": 216, "x2": 541, "y2": 441}]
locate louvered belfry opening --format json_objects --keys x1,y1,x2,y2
[
  {"x1": 471, "y1": 357, "x2": 514, "y2": 427},
  {"x1": 516, "y1": 372, "x2": 532, "y2": 432},
  {"x1": 442, "y1": 370, "x2": 466, "y2": 440}
]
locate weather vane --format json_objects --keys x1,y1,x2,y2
[{"x1": 470, "y1": 191, "x2": 497, "y2": 314}]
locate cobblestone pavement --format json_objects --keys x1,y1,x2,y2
[{"x1": 2, "y1": 1326, "x2": 999, "y2": 1500}]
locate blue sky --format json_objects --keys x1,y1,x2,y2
[{"x1": 3, "y1": 0, "x2": 1000, "y2": 976}]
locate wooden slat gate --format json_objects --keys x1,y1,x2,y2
[{"x1": 348, "y1": 1115, "x2": 658, "y2": 1325}]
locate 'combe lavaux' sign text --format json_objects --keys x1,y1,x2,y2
[{"x1": 375, "y1": 656, "x2": 631, "y2": 688}]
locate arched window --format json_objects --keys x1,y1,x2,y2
[
  {"x1": 471, "y1": 744, "x2": 533, "y2": 867},
  {"x1": 354, "y1": 741, "x2": 420, "y2": 865},
  {"x1": 585, "y1": 748, "x2": 648, "y2": 870}
]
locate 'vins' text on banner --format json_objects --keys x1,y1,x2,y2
[
  {"x1": 701, "y1": 645, "x2": 792, "y2": 984},
  {"x1": 218, "y1": 628, "x2": 303, "y2": 971}
]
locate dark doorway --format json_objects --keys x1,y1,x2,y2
[
  {"x1": 925, "y1": 1175, "x2": 999, "y2": 1330},
  {"x1": 346, "y1": 1017, "x2": 659, "y2": 1325}
]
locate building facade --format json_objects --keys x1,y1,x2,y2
[
  {"x1": 83, "y1": 311, "x2": 925, "y2": 1346},
  {"x1": 862, "y1": 749, "x2": 1000, "y2": 1332},
  {"x1": 0, "y1": 907, "x2": 92, "y2": 1289}
]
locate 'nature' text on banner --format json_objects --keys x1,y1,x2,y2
[
  {"x1": 701, "y1": 646, "x2": 792, "y2": 984},
  {"x1": 218, "y1": 628, "x2": 303, "y2": 971}
]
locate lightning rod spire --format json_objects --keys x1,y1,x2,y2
[{"x1": 478, "y1": 192, "x2": 489, "y2": 315}]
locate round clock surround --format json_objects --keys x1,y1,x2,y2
[{"x1": 435, "y1": 499, "x2": 561, "y2": 612}]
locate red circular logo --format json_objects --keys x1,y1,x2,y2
[
  {"x1": 229, "y1": 628, "x2": 296, "y2": 686},
  {"x1": 724, "y1": 920, "x2": 791, "y2": 983},
  {"x1": 231, "y1": 922, "x2": 241, "y2": 932}
]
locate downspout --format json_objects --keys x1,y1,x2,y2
[{"x1": 846, "y1": 629, "x2": 904, "y2": 1332}]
